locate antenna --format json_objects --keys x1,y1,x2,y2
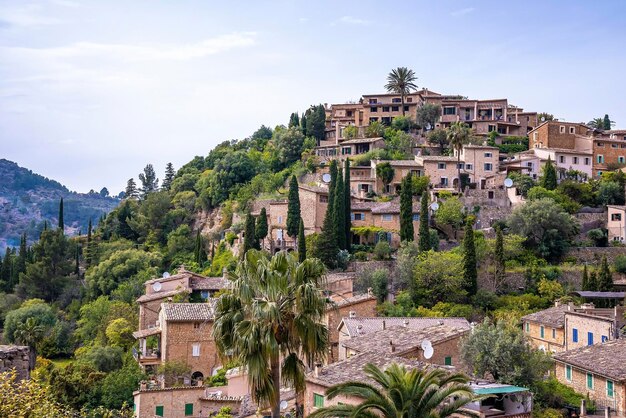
[
  {"x1": 280, "y1": 400, "x2": 288, "y2": 410},
  {"x1": 421, "y1": 339, "x2": 432, "y2": 351},
  {"x1": 430, "y1": 202, "x2": 439, "y2": 211},
  {"x1": 504, "y1": 178, "x2": 513, "y2": 188},
  {"x1": 322, "y1": 173, "x2": 331, "y2": 183},
  {"x1": 152, "y1": 282, "x2": 162, "y2": 292},
  {"x1": 424, "y1": 345, "x2": 434, "y2": 359}
]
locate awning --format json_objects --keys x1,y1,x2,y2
[{"x1": 473, "y1": 386, "x2": 529, "y2": 395}]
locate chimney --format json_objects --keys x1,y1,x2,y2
[
  {"x1": 367, "y1": 287, "x2": 372, "y2": 297},
  {"x1": 314, "y1": 363, "x2": 322, "y2": 378},
  {"x1": 140, "y1": 381, "x2": 147, "y2": 391},
  {"x1": 349, "y1": 311, "x2": 356, "y2": 318},
  {"x1": 403, "y1": 319, "x2": 409, "y2": 328},
  {"x1": 382, "y1": 320, "x2": 386, "y2": 330},
  {"x1": 555, "y1": 300, "x2": 562, "y2": 308},
  {"x1": 390, "y1": 340, "x2": 395, "y2": 353}
]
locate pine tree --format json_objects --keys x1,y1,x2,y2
[
  {"x1": 316, "y1": 161, "x2": 339, "y2": 267},
  {"x1": 300, "y1": 113, "x2": 307, "y2": 136},
  {"x1": 418, "y1": 193, "x2": 431, "y2": 252},
  {"x1": 255, "y1": 207, "x2": 269, "y2": 247},
  {"x1": 286, "y1": 175, "x2": 301, "y2": 238},
  {"x1": 399, "y1": 173, "x2": 414, "y2": 242},
  {"x1": 597, "y1": 256, "x2": 613, "y2": 292},
  {"x1": 162, "y1": 162, "x2": 175, "y2": 190},
  {"x1": 582, "y1": 264, "x2": 590, "y2": 291},
  {"x1": 298, "y1": 218, "x2": 306, "y2": 263},
  {"x1": 335, "y1": 168, "x2": 347, "y2": 251},
  {"x1": 58, "y1": 198, "x2": 64, "y2": 232},
  {"x1": 289, "y1": 112, "x2": 300, "y2": 128},
  {"x1": 125, "y1": 178, "x2": 138, "y2": 199},
  {"x1": 344, "y1": 159, "x2": 352, "y2": 250},
  {"x1": 138, "y1": 164, "x2": 159, "y2": 198},
  {"x1": 494, "y1": 226, "x2": 505, "y2": 293},
  {"x1": 540, "y1": 156, "x2": 557, "y2": 190},
  {"x1": 463, "y1": 216, "x2": 478, "y2": 296},
  {"x1": 242, "y1": 211, "x2": 257, "y2": 258},
  {"x1": 194, "y1": 230, "x2": 206, "y2": 264}
]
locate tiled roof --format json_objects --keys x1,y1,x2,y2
[
  {"x1": 520, "y1": 305, "x2": 569, "y2": 328},
  {"x1": 342, "y1": 324, "x2": 469, "y2": 355},
  {"x1": 373, "y1": 159, "x2": 422, "y2": 167},
  {"x1": 553, "y1": 339, "x2": 626, "y2": 381},
  {"x1": 352, "y1": 200, "x2": 421, "y2": 214},
  {"x1": 132, "y1": 327, "x2": 162, "y2": 339},
  {"x1": 136, "y1": 289, "x2": 182, "y2": 303},
  {"x1": 331, "y1": 293, "x2": 376, "y2": 308},
  {"x1": 161, "y1": 301, "x2": 217, "y2": 322},
  {"x1": 340, "y1": 137, "x2": 384, "y2": 145},
  {"x1": 418, "y1": 156, "x2": 459, "y2": 162},
  {"x1": 325, "y1": 271, "x2": 358, "y2": 284},
  {"x1": 299, "y1": 184, "x2": 328, "y2": 194},
  {"x1": 190, "y1": 276, "x2": 231, "y2": 291},
  {"x1": 340, "y1": 317, "x2": 471, "y2": 337}
]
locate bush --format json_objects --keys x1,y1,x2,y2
[
  {"x1": 615, "y1": 255, "x2": 626, "y2": 274},
  {"x1": 371, "y1": 270, "x2": 389, "y2": 302},
  {"x1": 353, "y1": 251, "x2": 368, "y2": 261},
  {"x1": 373, "y1": 241, "x2": 391, "y2": 260},
  {"x1": 534, "y1": 376, "x2": 586, "y2": 409}
]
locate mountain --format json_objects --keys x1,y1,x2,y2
[{"x1": 0, "y1": 159, "x2": 119, "y2": 250}]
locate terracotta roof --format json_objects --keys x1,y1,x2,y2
[
  {"x1": 340, "y1": 317, "x2": 471, "y2": 337},
  {"x1": 331, "y1": 293, "x2": 376, "y2": 308},
  {"x1": 342, "y1": 324, "x2": 469, "y2": 355},
  {"x1": 373, "y1": 159, "x2": 422, "y2": 167},
  {"x1": 351, "y1": 202, "x2": 377, "y2": 211},
  {"x1": 340, "y1": 137, "x2": 384, "y2": 145},
  {"x1": 190, "y1": 276, "x2": 231, "y2": 291},
  {"x1": 136, "y1": 289, "x2": 182, "y2": 303},
  {"x1": 520, "y1": 305, "x2": 569, "y2": 328},
  {"x1": 299, "y1": 184, "x2": 328, "y2": 194},
  {"x1": 161, "y1": 301, "x2": 217, "y2": 322},
  {"x1": 325, "y1": 271, "x2": 358, "y2": 284},
  {"x1": 418, "y1": 156, "x2": 459, "y2": 162},
  {"x1": 132, "y1": 327, "x2": 162, "y2": 339},
  {"x1": 553, "y1": 339, "x2": 626, "y2": 381}
]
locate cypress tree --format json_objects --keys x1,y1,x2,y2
[
  {"x1": 344, "y1": 158, "x2": 352, "y2": 250},
  {"x1": 75, "y1": 244, "x2": 80, "y2": 276},
  {"x1": 589, "y1": 270, "x2": 598, "y2": 292},
  {"x1": 400, "y1": 173, "x2": 414, "y2": 242},
  {"x1": 86, "y1": 219, "x2": 93, "y2": 267},
  {"x1": 494, "y1": 226, "x2": 505, "y2": 292},
  {"x1": 298, "y1": 219, "x2": 306, "y2": 263},
  {"x1": 289, "y1": 112, "x2": 300, "y2": 128},
  {"x1": 463, "y1": 216, "x2": 478, "y2": 296},
  {"x1": 286, "y1": 175, "x2": 301, "y2": 238},
  {"x1": 597, "y1": 256, "x2": 613, "y2": 292},
  {"x1": 58, "y1": 198, "x2": 64, "y2": 232},
  {"x1": 162, "y1": 163, "x2": 175, "y2": 190},
  {"x1": 300, "y1": 113, "x2": 307, "y2": 136},
  {"x1": 242, "y1": 211, "x2": 257, "y2": 258},
  {"x1": 16, "y1": 233, "x2": 27, "y2": 276},
  {"x1": 255, "y1": 207, "x2": 268, "y2": 247},
  {"x1": 316, "y1": 161, "x2": 339, "y2": 267},
  {"x1": 582, "y1": 264, "x2": 590, "y2": 291},
  {"x1": 603, "y1": 114, "x2": 612, "y2": 131},
  {"x1": 194, "y1": 230, "x2": 206, "y2": 264},
  {"x1": 335, "y1": 168, "x2": 347, "y2": 250},
  {"x1": 418, "y1": 193, "x2": 431, "y2": 252},
  {"x1": 1, "y1": 248, "x2": 12, "y2": 290},
  {"x1": 540, "y1": 156, "x2": 557, "y2": 190}
]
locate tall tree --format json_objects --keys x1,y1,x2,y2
[
  {"x1": 418, "y1": 193, "x2": 431, "y2": 252},
  {"x1": 298, "y1": 219, "x2": 306, "y2": 263},
  {"x1": 540, "y1": 156, "x2": 557, "y2": 190},
  {"x1": 597, "y1": 256, "x2": 613, "y2": 292},
  {"x1": 344, "y1": 159, "x2": 351, "y2": 249},
  {"x1": 300, "y1": 113, "x2": 307, "y2": 136},
  {"x1": 334, "y1": 168, "x2": 347, "y2": 251},
  {"x1": 306, "y1": 104, "x2": 326, "y2": 143},
  {"x1": 603, "y1": 114, "x2": 615, "y2": 130},
  {"x1": 162, "y1": 162, "x2": 175, "y2": 190},
  {"x1": 255, "y1": 207, "x2": 269, "y2": 248},
  {"x1": 309, "y1": 363, "x2": 478, "y2": 418},
  {"x1": 194, "y1": 230, "x2": 206, "y2": 264},
  {"x1": 125, "y1": 178, "x2": 138, "y2": 199},
  {"x1": 86, "y1": 219, "x2": 93, "y2": 268},
  {"x1": 463, "y1": 216, "x2": 478, "y2": 296},
  {"x1": 447, "y1": 121, "x2": 472, "y2": 192},
  {"x1": 58, "y1": 198, "x2": 64, "y2": 232},
  {"x1": 494, "y1": 226, "x2": 505, "y2": 293},
  {"x1": 316, "y1": 161, "x2": 339, "y2": 267},
  {"x1": 213, "y1": 251, "x2": 328, "y2": 418},
  {"x1": 427, "y1": 128, "x2": 448, "y2": 154},
  {"x1": 589, "y1": 270, "x2": 598, "y2": 292},
  {"x1": 0, "y1": 248, "x2": 12, "y2": 291},
  {"x1": 138, "y1": 164, "x2": 159, "y2": 198},
  {"x1": 74, "y1": 244, "x2": 80, "y2": 276},
  {"x1": 417, "y1": 103, "x2": 442, "y2": 131},
  {"x1": 288, "y1": 112, "x2": 300, "y2": 128},
  {"x1": 242, "y1": 211, "x2": 257, "y2": 258},
  {"x1": 376, "y1": 162, "x2": 395, "y2": 194},
  {"x1": 286, "y1": 175, "x2": 301, "y2": 238},
  {"x1": 385, "y1": 67, "x2": 418, "y2": 116},
  {"x1": 399, "y1": 173, "x2": 414, "y2": 242},
  {"x1": 581, "y1": 264, "x2": 590, "y2": 291}
]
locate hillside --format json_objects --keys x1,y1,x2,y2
[{"x1": 0, "y1": 159, "x2": 119, "y2": 250}]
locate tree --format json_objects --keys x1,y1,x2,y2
[
  {"x1": 288, "y1": 112, "x2": 300, "y2": 128},
  {"x1": 213, "y1": 251, "x2": 328, "y2": 418},
  {"x1": 508, "y1": 198, "x2": 579, "y2": 260},
  {"x1": 463, "y1": 216, "x2": 478, "y2": 296},
  {"x1": 417, "y1": 103, "x2": 441, "y2": 131},
  {"x1": 14, "y1": 317, "x2": 45, "y2": 370},
  {"x1": 538, "y1": 112, "x2": 555, "y2": 122},
  {"x1": 306, "y1": 104, "x2": 326, "y2": 143},
  {"x1": 4, "y1": 300, "x2": 56, "y2": 350},
  {"x1": 105, "y1": 318, "x2": 135, "y2": 349},
  {"x1": 309, "y1": 363, "x2": 478, "y2": 418},
  {"x1": 58, "y1": 198, "x2": 64, "y2": 232},
  {"x1": 581, "y1": 264, "x2": 590, "y2": 291},
  {"x1": 427, "y1": 128, "x2": 448, "y2": 154},
  {"x1": 287, "y1": 175, "x2": 301, "y2": 238},
  {"x1": 597, "y1": 256, "x2": 613, "y2": 292},
  {"x1": 418, "y1": 194, "x2": 431, "y2": 252},
  {"x1": 461, "y1": 319, "x2": 552, "y2": 387},
  {"x1": 316, "y1": 161, "x2": 339, "y2": 267},
  {"x1": 297, "y1": 219, "x2": 306, "y2": 263},
  {"x1": 385, "y1": 67, "x2": 418, "y2": 116},
  {"x1": 85, "y1": 218, "x2": 94, "y2": 267},
  {"x1": 434, "y1": 196, "x2": 464, "y2": 239},
  {"x1": 376, "y1": 162, "x2": 395, "y2": 193},
  {"x1": 447, "y1": 121, "x2": 472, "y2": 192},
  {"x1": 494, "y1": 226, "x2": 505, "y2": 293},
  {"x1": 194, "y1": 230, "x2": 206, "y2": 264},
  {"x1": 588, "y1": 117, "x2": 605, "y2": 130},
  {"x1": 99, "y1": 187, "x2": 110, "y2": 197},
  {"x1": 412, "y1": 250, "x2": 466, "y2": 306},
  {"x1": 540, "y1": 157, "x2": 557, "y2": 190},
  {"x1": 242, "y1": 211, "x2": 257, "y2": 257},
  {"x1": 255, "y1": 207, "x2": 269, "y2": 247},
  {"x1": 124, "y1": 178, "x2": 138, "y2": 199},
  {"x1": 0, "y1": 370, "x2": 76, "y2": 417},
  {"x1": 334, "y1": 168, "x2": 347, "y2": 251},
  {"x1": 603, "y1": 114, "x2": 615, "y2": 130},
  {"x1": 344, "y1": 159, "x2": 351, "y2": 249},
  {"x1": 588, "y1": 270, "x2": 598, "y2": 292},
  {"x1": 138, "y1": 164, "x2": 159, "y2": 198},
  {"x1": 162, "y1": 162, "x2": 175, "y2": 190},
  {"x1": 274, "y1": 126, "x2": 305, "y2": 167},
  {"x1": 399, "y1": 174, "x2": 414, "y2": 242}
]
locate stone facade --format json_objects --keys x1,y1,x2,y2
[
  {"x1": 415, "y1": 156, "x2": 459, "y2": 189},
  {"x1": 529, "y1": 121, "x2": 590, "y2": 150},
  {"x1": 0, "y1": 345, "x2": 31, "y2": 382},
  {"x1": 371, "y1": 159, "x2": 423, "y2": 195},
  {"x1": 324, "y1": 296, "x2": 377, "y2": 364},
  {"x1": 524, "y1": 320, "x2": 566, "y2": 353},
  {"x1": 457, "y1": 145, "x2": 499, "y2": 188},
  {"x1": 593, "y1": 135, "x2": 626, "y2": 176},
  {"x1": 607, "y1": 206, "x2": 626, "y2": 242},
  {"x1": 564, "y1": 311, "x2": 622, "y2": 351}
]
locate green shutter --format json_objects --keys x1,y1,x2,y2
[
  {"x1": 587, "y1": 373, "x2": 593, "y2": 389},
  {"x1": 566, "y1": 365, "x2": 572, "y2": 381},
  {"x1": 185, "y1": 403, "x2": 193, "y2": 416},
  {"x1": 540, "y1": 326, "x2": 544, "y2": 338},
  {"x1": 445, "y1": 356, "x2": 452, "y2": 366},
  {"x1": 607, "y1": 380, "x2": 614, "y2": 398},
  {"x1": 314, "y1": 393, "x2": 324, "y2": 408},
  {"x1": 155, "y1": 405, "x2": 164, "y2": 417}
]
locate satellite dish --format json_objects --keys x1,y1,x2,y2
[
  {"x1": 504, "y1": 178, "x2": 513, "y2": 188},
  {"x1": 430, "y1": 202, "x2": 439, "y2": 211},
  {"x1": 322, "y1": 173, "x2": 331, "y2": 183},
  {"x1": 280, "y1": 400, "x2": 288, "y2": 410},
  {"x1": 421, "y1": 339, "x2": 432, "y2": 351},
  {"x1": 163, "y1": 271, "x2": 170, "y2": 278},
  {"x1": 152, "y1": 282, "x2": 162, "y2": 292},
  {"x1": 424, "y1": 345, "x2": 434, "y2": 359}
]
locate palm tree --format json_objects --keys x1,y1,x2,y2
[
  {"x1": 588, "y1": 117, "x2": 605, "y2": 130},
  {"x1": 447, "y1": 121, "x2": 472, "y2": 192},
  {"x1": 309, "y1": 362, "x2": 480, "y2": 418},
  {"x1": 14, "y1": 317, "x2": 45, "y2": 370},
  {"x1": 213, "y1": 250, "x2": 329, "y2": 418},
  {"x1": 385, "y1": 67, "x2": 418, "y2": 116}
]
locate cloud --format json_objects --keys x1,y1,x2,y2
[
  {"x1": 334, "y1": 15, "x2": 370, "y2": 26},
  {"x1": 0, "y1": 3, "x2": 64, "y2": 27},
  {"x1": 450, "y1": 7, "x2": 475, "y2": 17}
]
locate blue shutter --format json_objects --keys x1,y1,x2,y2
[
  {"x1": 588, "y1": 332, "x2": 594, "y2": 346},
  {"x1": 573, "y1": 328, "x2": 578, "y2": 342}
]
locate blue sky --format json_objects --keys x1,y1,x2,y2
[{"x1": 1, "y1": 0, "x2": 626, "y2": 193}]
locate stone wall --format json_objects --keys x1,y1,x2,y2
[
  {"x1": 0, "y1": 345, "x2": 31, "y2": 382},
  {"x1": 565, "y1": 247, "x2": 625, "y2": 264}
]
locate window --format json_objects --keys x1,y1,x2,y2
[
  {"x1": 587, "y1": 373, "x2": 594, "y2": 390},
  {"x1": 185, "y1": 403, "x2": 194, "y2": 416},
  {"x1": 443, "y1": 107, "x2": 456, "y2": 115},
  {"x1": 392, "y1": 98, "x2": 401, "y2": 103},
  {"x1": 382, "y1": 214, "x2": 393, "y2": 221},
  {"x1": 612, "y1": 213, "x2": 622, "y2": 221},
  {"x1": 527, "y1": 162, "x2": 533, "y2": 169},
  {"x1": 619, "y1": 156, "x2": 625, "y2": 164},
  {"x1": 584, "y1": 157, "x2": 590, "y2": 165},
  {"x1": 192, "y1": 344, "x2": 200, "y2": 357},
  {"x1": 488, "y1": 125, "x2": 496, "y2": 132},
  {"x1": 346, "y1": 110, "x2": 353, "y2": 117},
  {"x1": 458, "y1": 163, "x2": 465, "y2": 169},
  {"x1": 540, "y1": 326, "x2": 545, "y2": 338},
  {"x1": 488, "y1": 191, "x2": 494, "y2": 199},
  {"x1": 319, "y1": 195, "x2": 328, "y2": 203},
  {"x1": 484, "y1": 152, "x2": 493, "y2": 158},
  {"x1": 406, "y1": 97, "x2": 413, "y2": 103},
  {"x1": 559, "y1": 156, "x2": 565, "y2": 163},
  {"x1": 607, "y1": 380, "x2": 614, "y2": 398},
  {"x1": 552, "y1": 328, "x2": 556, "y2": 339},
  {"x1": 533, "y1": 132, "x2": 538, "y2": 141},
  {"x1": 560, "y1": 126, "x2": 566, "y2": 133},
  {"x1": 391, "y1": 106, "x2": 399, "y2": 112},
  {"x1": 598, "y1": 171, "x2": 603, "y2": 176},
  {"x1": 438, "y1": 162, "x2": 446, "y2": 170},
  {"x1": 566, "y1": 365, "x2": 572, "y2": 381},
  {"x1": 370, "y1": 107, "x2": 378, "y2": 112},
  {"x1": 525, "y1": 322, "x2": 530, "y2": 333},
  {"x1": 404, "y1": 106, "x2": 409, "y2": 112},
  {"x1": 413, "y1": 214, "x2": 420, "y2": 221},
  {"x1": 382, "y1": 106, "x2": 390, "y2": 112},
  {"x1": 612, "y1": 144, "x2": 619, "y2": 149},
  {"x1": 602, "y1": 335, "x2": 609, "y2": 343},
  {"x1": 368, "y1": 98, "x2": 377, "y2": 104},
  {"x1": 569, "y1": 126, "x2": 575, "y2": 134},
  {"x1": 440, "y1": 177, "x2": 449, "y2": 186},
  {"x1": 484, "y1": 163, "x2": 493, "y2": 171},
  {"x1": 369, "y1": 117, "x2": 379, "y2": 123},
  {"x1": 156, "y1": 406, "x2": 164, "y2": 417},
  {"x1": 445, "y1": 356, "x2": 452, "y2": 366},
  {"x1": 352, "y1": 213, "x2": 364, "y2": 221},
  {"x1": 597, "y1": 155, "x2": 604, "y2": 163},
  {"x1": 277, "y1": 216, "x2": 283, "y2": 224},
  {"x1": 465, "y1": 164, "x2": 473, "y2": 170},
  {"x1": 587, "y1": 332, "x2": 594, "y2": 346},
  {"x1": 597, "y1": 142, "x2": 604, "y2": 147},
  {"x1": 314, "y1": 393, "x2": 324, "y2": 408},
  {"x1": 193, "y1": 322, "x2": 200, "y2": 329},
  {"x1": 573, "y1": 328, "x2": 578, "y2": 342},
  {"x1": 341, "y1": 147, "x2": 352, "y2": 155},
  {"x1": 573, "y1": 157, "x2": 578, "y2": 164}
]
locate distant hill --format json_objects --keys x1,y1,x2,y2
[{"x1": 0, "y1": 159, "x2": 119, "y2": 250}]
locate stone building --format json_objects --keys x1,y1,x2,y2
[
  {"x1": 370, "y1": 159, "x2": 423, "y2": 195},
  {"x1": 414, "y1": 155, "x2": 460, "y2": 189},
  {"x1": 553, "y1": 339, "x2": 626, "y2": 413},
  {"x1": 528, "y1": 121, "x2": 592, "y2": 150},
  {"x1": 593, "y1": 130, "x2": 626, "y2": 176},
  {"x1": 0, "y1": 345, "x2": 32, "y2": 382},
  {"x1": 607, "y1": 205, "x2": 626, "y2": 243},
  {"x1": 456, "y1": 145, "x2": 500, "y2": 189},
  {"x1": 350, "y1": 200, "x2": 422, "y2": 248}
]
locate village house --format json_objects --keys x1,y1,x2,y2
[
  {"x1": 456, "y1": 144, "x2": 500, "y2": 189},
  {"x1": 553, "y1": 339, "x2": 626, "y2": 414},
  {"x1": 350, "y1": 200, "x2": 422, "y2": 248},
  {"x1": 414, "y1": 155, "x2": 460, "y2": 189},
  {"x1": 362, "y1": 92, "x2": 423, "y2": 125},
  {"x1": 607, "y1": 205, "x2": 626, "y2": 242},
  {"x1": 528, "y1": 121, "x2": 592, "y2": 150},
  {"x1": 314, "y1": 137, "x2": 386, "y2": 162},
  {"x1": 336, "y1": 316, "x2": 471, "y2": 361},
  {"x1": 370, "y1": 159, "x2": 423, "y2": 194},
  {"x1": 593, "y1": 130, "x2": 626, "y2": 176},
  {"x1": 348, "y1": 164, "x2": 376, "y2": 198},
  {"x1": 503, "y1": 147, "x2": 593, "y2": 181}
]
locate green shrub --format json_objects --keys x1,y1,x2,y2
[
  {"x1": 373, "y1": 241, "x2": 391, "y2": 260},
  {"x1": 614, "y1": 255, "x2": 626, "y2": 274},
  {"x1": 353, "y1": 251, "x2": 368, "y2": 261}
]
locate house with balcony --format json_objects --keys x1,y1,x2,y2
[
  {"x1": 314, "y1": 137, "x2": 385, "y2": 162},
  {"x1": 362, "y1": 92, "x2": 423, "y2": 125}
]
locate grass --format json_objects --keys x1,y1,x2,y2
[{"x1": 50, "y1": 358, "x2": 73, "y2": 368}]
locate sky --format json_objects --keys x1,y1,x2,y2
[{"x1": 1, "y1": 0, "x2": 626, "y2": 194}]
